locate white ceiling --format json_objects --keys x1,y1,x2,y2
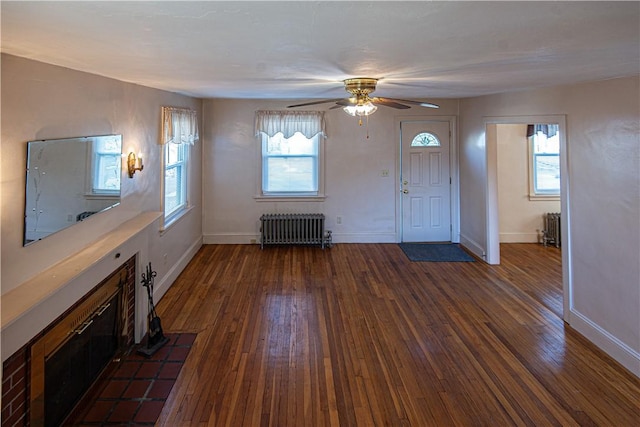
[{"x1": 1, "y1": 1, "x2": 639, "y2": 101}]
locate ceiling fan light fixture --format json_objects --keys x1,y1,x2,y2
[
  {"x1": 343, "y1": 101, "x2": 377, "y2": 117},
  {"x1": 286, "y1": 77, "x2": 440, "y2": 136}
]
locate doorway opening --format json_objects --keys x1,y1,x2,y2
[{"x1": 484, "y1": 115, "x2": 571, "y2": 322}]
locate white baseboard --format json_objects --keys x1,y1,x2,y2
[
  {"x1": 460, "y1": 233, "x2": 486, "y2": 261},
  {"x1": 203, "y1": 233, "x2": 259, "y2": 244},
  {"x1": 499, "y1": 232, "x2": 540, "y2": 243},
  {"x1": 154, "y1": 236, "x2": 203, "y2": 303},
  {"x1": 137, "y1": 237, "x2": 202, "y2": 342},
  {"x1": 202, "y1": 232, "x2": 397, "y2": 244},
  {"x1": 569, "y1": 309, "x2": 640, "y2": 377},
  {"x1": 331, "y1": 232, "x2": 397, "y2": 243}
]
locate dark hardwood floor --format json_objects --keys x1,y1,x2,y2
[{"x1": 154, "y1": 243, "x2": 640, "y2": 426}]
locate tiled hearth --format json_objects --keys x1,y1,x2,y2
[{"x1": 68, "y1": 333, "x2": 195, "y2": 426}]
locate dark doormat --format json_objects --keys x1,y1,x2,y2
[{"x1": 399, "y1": 243, "x2": 475, "y2": 262}]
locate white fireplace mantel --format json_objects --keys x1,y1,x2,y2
[{"x1": 1, "y1": 211, "x2": 162, "y2": 362}]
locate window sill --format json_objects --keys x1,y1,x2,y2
[
  {"x1": 84, "y1": 194, "x2": 119, "y2": 200},
  {"x1": 161, "y1": 205, "x2": 194, "y2": 233},
  {"x1": 529, "y1": 194, "x2": 560, "y2": 201},
  {"x1": 254, "y1": 194, "x2": 326, "y2": 202}
]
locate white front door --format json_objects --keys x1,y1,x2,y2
[{"x1": 401, "y1": 120, "x2": 451, "y2": 242}]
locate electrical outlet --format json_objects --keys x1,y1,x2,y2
[
  {"x1": 336, "y1": 216, "x2": 342, "y2": 225},
  {"x1": 381, "y1": 169, "x2": 389, "y2": 177},
  {"x1": 250, "y1": 238, "x2": 257, "y2": 244}
]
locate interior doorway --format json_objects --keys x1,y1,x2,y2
[
  {"x1": 484, "y1": 115, "x2": 571, "y2": 322},
  {"x1": 492, "y1": 124, "x2": 561, "y2": 244}
]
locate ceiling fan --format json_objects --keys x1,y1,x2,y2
[{"x1": 287, "y1": 77, "x2": 439, "y2": 117}]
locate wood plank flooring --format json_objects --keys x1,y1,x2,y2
[{"x1": 154, "y1": 243, "x2": 640, "y2": 426}]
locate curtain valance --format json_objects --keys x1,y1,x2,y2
[
  {"x1": 255, "y1": 110, "x2": 326, "y2": 139},
  {"x1": 161, "y1": 107, "x2": 199, "y2": 145},
  {"x1": 527, "y1": 124, "x2": 558, "y2": 138}
]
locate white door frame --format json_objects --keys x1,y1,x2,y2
[
  {"x1": 483, "y1": 115, "x2": 572, "y2": 322},
  {"x1": 396, "y1": 115, "x2": 460, "y2": 244}
]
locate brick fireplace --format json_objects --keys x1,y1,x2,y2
[{"x1": 2, "y1": 255, "x2": 136, "y2": 427}]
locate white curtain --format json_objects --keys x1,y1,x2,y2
[
  {"x1": 255, "y1": 110, "x2": 326, "y2": 139},
  {"x1": 161, "y1": 107, "x2": 199, "y2": 145}
]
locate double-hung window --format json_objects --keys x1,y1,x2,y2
[
  {"x1": 255, "y1": 110, "x2": 326, "y2": 199},
  {"x1": 262, "y1": 132, "x2": 319, "y2": 194},
  {"x1": 161, "y1": 107, "x2": 199, "y2": 226},
  {"x1": 528, "y1": 124, "x2": 560, "y2": 199},
  {"x1": 164, "y1": 142, "x2": 188, "y2": 218}
]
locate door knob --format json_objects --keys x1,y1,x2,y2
[{"x1": 402, "y1": 189, "x2": 409, "y2": 194}]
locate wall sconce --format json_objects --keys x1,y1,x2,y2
[{"x1": 127, "y1": 152, "x2": 144, "y2": 178}]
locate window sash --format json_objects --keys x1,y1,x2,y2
[
  {"x1": 261, "y1": 133, "x2": 319, "y2": 195},
  {"x1": 528, "y1": 130, "x2": 560, "y2": 199},
  {"x1": 533, "y1": 153, "x2": 560, "y2": 194},
  {"x1": 164, "y1": 144, "x2": 188, "y2": 219},
  {"x1": 262, "y1": 155, "x2": 318, "y2": 194}
]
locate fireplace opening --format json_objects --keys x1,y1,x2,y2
[
  {"x1": 44, "y1": 293, "x2": 119, "y2": 427},
  {"x1": 29, "y1": 262, "x2": 133, "y2": 427}
]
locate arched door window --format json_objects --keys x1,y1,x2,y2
[{"x1": 411, "y1": 132, "x2": 440, "y2": 147}]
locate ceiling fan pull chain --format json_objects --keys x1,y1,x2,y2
[{"x1": 366, "y1": 115, "x2": 370, "y2": 139}]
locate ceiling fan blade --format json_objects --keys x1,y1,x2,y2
[
  {"x1": 287, "y1": 98, "x2": 346, "y2": 108},
  {"x1": 371, "y1": 98, "x2": 411, "y2": 109},
  {"x1": 334, "y1": 99, "x2": 354, "y2": 106},
  {"x1": 377, "y1": 97, "x2": 440, "y2": 109}
]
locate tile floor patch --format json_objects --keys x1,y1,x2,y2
[
  {"x1": 99, "y1": 380, "x2": 129, "y2": 399},
  {"x1": 159, "y1": 362, "x2": 182, "y2": 379},
  {"x1": 108, "y1": 400, "x2": 139, "y2": 422},
  {"x1": 134, "y1": 400, "x2": 166, "y2": 423},
  {"x1": 68, "y1": 333, "x2": 196, "y2": 426}
]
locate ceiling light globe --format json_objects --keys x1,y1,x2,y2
[{"x1": 343, "y1": 102, "x2": 377, "y2": 117}]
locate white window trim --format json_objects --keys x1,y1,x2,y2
[
  {"x1": 528, "y1": 134, "x2": 560, "y2": 201},
  {"x1": 161, "y1": 205, "x2": 194, "y2": 233},
  {"x1": 254, "y1": 132, "x2": 326, "y2": 201}
]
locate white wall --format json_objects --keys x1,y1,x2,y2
[
  {"x1": 202, "y1": 98, "x2": 459, "y2": 244},
  {"x1": 459, "y1": 76, "x2": 640, "y2": 375},
  {"x1": 1, "y1": 54, "x2": 203, "y2": 301},
  {"x1": 494, "y1": 124, "x2": 560, "y2": 242}
]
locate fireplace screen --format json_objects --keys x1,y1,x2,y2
[
  {"x1": 30, "y1": 268, "x2": 129, "y2": 427},
  {"x1": 44, "y1": 296, "x2": 118, "y2": 427}
]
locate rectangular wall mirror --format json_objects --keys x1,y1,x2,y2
[{"x1": 24, "y1": 134, "x2": 122, "y2": 246}]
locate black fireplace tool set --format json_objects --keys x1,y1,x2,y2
[{"x1": 137, "y1": 262, "x2": 169, "y2": 357}]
